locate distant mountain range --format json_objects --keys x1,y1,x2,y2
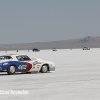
[{"x1": 0, "y1": 36, "x2": 100, "y2": 51}]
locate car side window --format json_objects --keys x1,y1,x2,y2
[{"x1": 16, "y1": 55, "x2": 31, "y2": 61}]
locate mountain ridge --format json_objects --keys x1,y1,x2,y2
[{"x1": 0, "y1": 36, "x2": 100, "y2": 50}]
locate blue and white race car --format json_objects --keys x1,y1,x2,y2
[{"x1": 0, "y1": 54, "x2": 55, "y2": 75}]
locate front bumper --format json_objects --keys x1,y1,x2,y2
[{"x1": 49, "y1": 66, "x2": 55, "y2": 71}]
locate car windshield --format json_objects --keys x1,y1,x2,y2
[
  {"x1": 16, "y1": 55, "x2": 31, "y2": 61},
  {"x1": 0, "y1": 56, "x2": 13, "y2": 60}
]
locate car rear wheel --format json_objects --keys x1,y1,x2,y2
[
  {"x1": 7, "y1": 65, "x2": 16, "y2": 75},
  {"x1": 41, "y1": 65, "x2": 48, "y2": 73}
]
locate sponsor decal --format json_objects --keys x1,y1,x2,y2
[
  {"x1": 18, "y1": 65, "x2": 27, "y2": 70},
  {"x1": 33, "y1": 67, "x2": 35, "y2": 68},
  {"x1": 3, "y1": 63, "x2": 8, "y2": 65},
  {"x1": 33, "y1": 61, "x2": 41, "y2": 65},
  {"x1": 37, "y1": 65, "x2": 40, "y2": 68},
  {"x1": 32, "y1": 58, "x2": 37, "y2": 60},
  {"x1": 37, "y1": 65, "x2": 40, "y2": 67}
]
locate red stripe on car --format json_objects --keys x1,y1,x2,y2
[{"x1": 23, "y1": 63, "x2": 32, "y2": 72}]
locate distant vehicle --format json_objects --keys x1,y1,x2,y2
[
  {"x1": 0, "y1": 54, "x2": 55, "y2": 75},
  {"x1": 83, "y1": 47, "x2": 90, "y2": 50},
  {"x1": 32, "y1": 48, "x2": 40, "y2": 52},
  {"x1": 52, "y1": 48, "x2": 57, "y2": 51}
]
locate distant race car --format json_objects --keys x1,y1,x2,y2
[
  {"x1": 83, "y1": 47, "x2": 90, "y2": 50},
  {"x1": 0, "y1": 54, "x2": 55, "y2": 75},
  {"x1": 52, "y1": 48, "x2": 57, "y2": 51},
  {"x1": 32, "y1": 48, "x2": 40, "y2": 52}
]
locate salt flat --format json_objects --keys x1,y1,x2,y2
[{"x1": 0, "y1": 49, "x2": 100, "y2": 100}]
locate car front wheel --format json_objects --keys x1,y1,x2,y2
[{"x1": 41, "y1": 65, "x2": 48, "y2": 73}]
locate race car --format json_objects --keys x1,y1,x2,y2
[{"x1": 0, "y1": 54, "x2": 55, "y2": 75}]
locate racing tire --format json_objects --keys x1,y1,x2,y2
[
  {"x1": 41, "y1": 65, "x2": 48, "y2": 73},
  {"x1": 7, "y1": 65, "x2": 16, "y2": 75}
]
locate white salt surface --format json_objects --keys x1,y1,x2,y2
[{"x1": 0, "y1": 49, "x2": 100, "y2": 100}]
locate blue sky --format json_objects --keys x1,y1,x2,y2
[{"x1": 0, "y1": 0, "x2": 100, "y2": 44}]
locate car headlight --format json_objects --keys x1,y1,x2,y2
[{"x1": 50, "y1": 64, "x2": 52, "y2": 67}]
